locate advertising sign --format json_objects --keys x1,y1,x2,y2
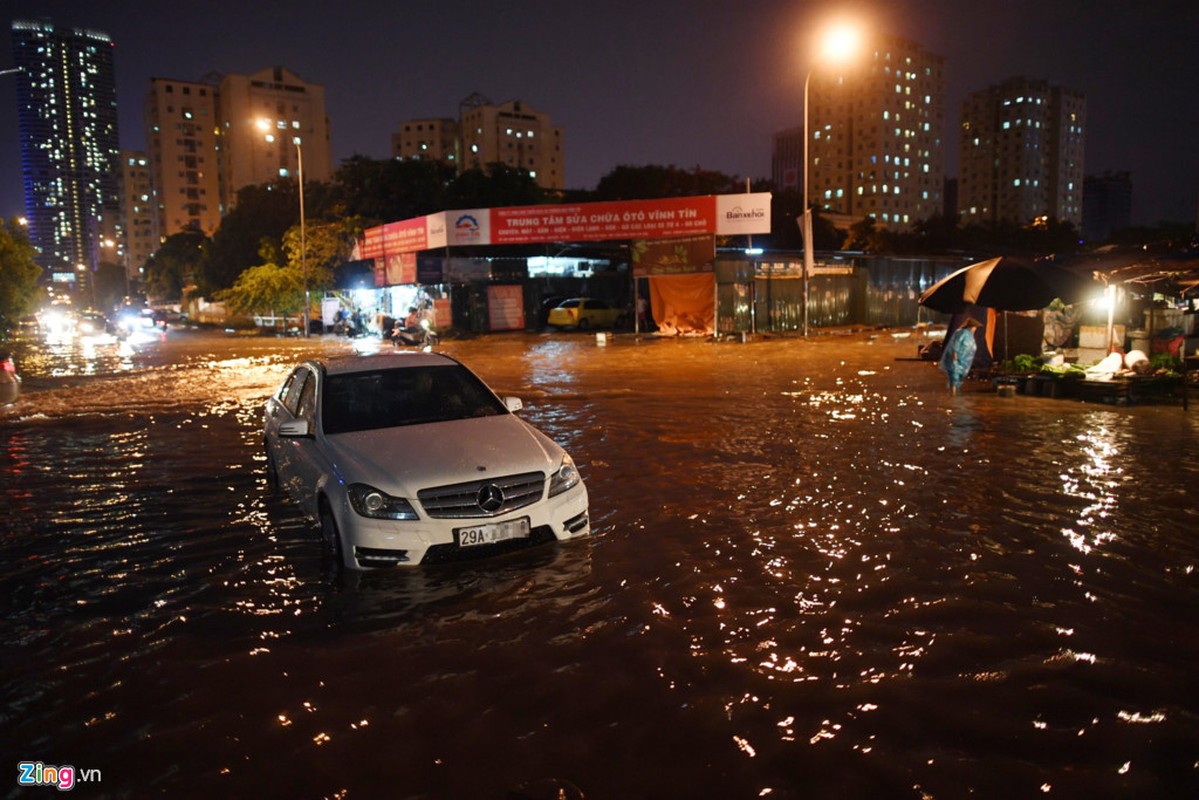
[
  {"x1": 715, "y1": 193, "x2": 772, "y2": 236},
  {"x1": 487, "y1": 284, "x2": 525, "y2": 331},
  {"x1": 631, "y1": 234, "x2": 717, "y2": 277},
  {"x1": 354, "y1": 193, "x2": 773, "y2": 277},
  {"x1": 491, "y1": 196, "x2": 718, "y2": 244},
  {"x1": 447, "y1": 208, "x2": 491, "y2": 247}
]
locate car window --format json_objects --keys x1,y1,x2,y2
[
  {"x1": 322, "y1": 365, "x2": 507, "y2": 435},
  {"x1": 295, "y1": 373, "x2": 317, "y2": 422},
  {"x1": 280, "y1": 369, "x2": 309, "y2": 415},
  {"x1": 559, "y1": 299, "x2": 580, "y2": 309},
  {"x1": 588, "y1": 300, "x2": 611, "y2": 310}
]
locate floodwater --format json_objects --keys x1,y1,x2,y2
[{"x1": 2, "y1": 327, "x2": 1197, "y2": 799}]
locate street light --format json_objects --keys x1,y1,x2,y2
[
  {"x1": 258, "y1": 118, "x2": 309, "y2": 336},
  {"x1": 801, "y1": 20, "x2": 862, "y2": 336}
]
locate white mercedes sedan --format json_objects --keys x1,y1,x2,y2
[{"x1": 263, "y1": 352, "x2": 590, "y2": 568}]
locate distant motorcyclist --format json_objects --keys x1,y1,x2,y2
[{"x1": 391, "y1": 308, "x2": 423, "y2": 347}]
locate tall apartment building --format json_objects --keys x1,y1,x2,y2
[
  {"x1": 958, "y1": 77, "x2": 1085, "y2": 228},
  {"x1": 145, "y1": 77, "x2": 222, "y2": 240},
  {"x1": 393, "y1": 94, "x2": 564, "y2": 192},
  {"x1": 10, "y1": 19, "x2": 120, "y2": 292},
  {"x1": 779, "y1": 33, "x2": 945, "y2": 231},
  {"x1": 218, "y1": 66, "x2": 333, "y2": 211},
  {"x1": 117, "y1": 151, "x2": 156, "y2": 285}
]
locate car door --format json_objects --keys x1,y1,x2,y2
[{"x1": 267, "y1": 367, "x2": 315, "y2": 504}]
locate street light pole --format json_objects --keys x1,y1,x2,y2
[
  {"x1": 798, "y1": 20, "x2": 863, "y2": 338},
  {"x1": 258, "y1": 118, "x2": 309, "y2": 336},
  {"x1": 295, "y1": 136, "x2": 308, "y2": 337},
  {"x1": 801, "y1": 67, "x2": 814, "y2": 338}
]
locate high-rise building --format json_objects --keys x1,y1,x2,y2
[
  {"x1": 144, "y1": 77, "x2": 222, "y2": 241},
  {"x1": 10, "y1": 19, "x2": 120, "y2": 294},
  {"x1": 1082, "y1": 171, "x2": 1132, "y2": 243},
  {"x1": 117, "y1": 151, "x2": 155, "y2": 287},
  {"x1": 780, "y1": 33, "x2": 945, "y2": 231},
  {"x1": 394, "y1": 93, "x2": 564, "y2": 192},
  {"x1": 958, "y1": 77, "x2": 1085, "y2": 228},
  {"x1": 217, "y1": 66, "x2": 333, "y2": 211}
]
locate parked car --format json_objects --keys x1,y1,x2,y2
[
  {"x1": 546, "y1": 297, "x2": 625, "y2": 330},
  {"x1": 1, "y1": 351, "x2": 20, "y2": 405},
  {"x1": 263, "y1": 352, "x2": 590, "y2": 568}
]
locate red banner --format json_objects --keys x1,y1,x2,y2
[{"x1": 490, "y1": 197, "x2": 717, "y2": 244}]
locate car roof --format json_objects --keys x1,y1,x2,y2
[{"x1": 314, "y1": 351, "x2": 459, "y2": 376}]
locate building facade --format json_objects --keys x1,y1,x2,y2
[
  {"x1": 217, "y1": 66, "x2": 333, "y2": 211},
  {"x1": 394, "y1": 94, "x2": 564, "y2": 192},
  {"x1": 10, "y1": 19, "x2": 120, "y2": 292},
  {"x1": 797, "y1": 34, "x2": 946, "y2": 231},
  {"x1": 958, "y1": 77, "x2": 1085, "y2": 228},
  {"x1": 144, "y1": 77, "x2": 222, "y2": 241},
  {"x1": 392, "y1": 118, "x2": 459, "y2": 165},
  {"x1": 117, "y1": 151, "x2": 156, "y2": 286}
]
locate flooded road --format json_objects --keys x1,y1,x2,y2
[{"x1": 2, "y1": 328, "x2": 1197, "y2": 799}]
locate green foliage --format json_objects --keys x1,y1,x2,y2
[
  {"x1": 0, "y1": 218, "x2": 43, "y2": 328},
  {"x1": 215, "y1": 257, "x2": 304, "y2": 317},
  {"x1": 1149, "y1": 353, "x2": 1181, "y2": 373},
  {"x1": 444, "y1": 163, "x2": 550, "y2": 209},
  {"x1": 332, "y1": 156, "x2": 454, "y2": 223},
  {"x1": 143, "y1": 232, "x2": 209, "y2": 302},
  {"x1": 1004, "y1": 353, "x2": 1043, "y2": 373},
  {"x1": 592, "y1": 164, "x2": 741, "y2": 201},
  {"x1": 207, "y1": 183, "x2": 299, "y2": 291}
]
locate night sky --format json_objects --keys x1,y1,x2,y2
[{"x1": 1, "y1": 0, "x2": 1196, "y2": 228}]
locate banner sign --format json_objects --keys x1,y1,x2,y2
[
  {"x1": 491, "y1": 196, "x2": 718, "y2": 244},
  {"x1": 631, "y1": 234, "x2": 717, "y2": 277},
  {"x1": 487, "y1": 284, "x2": 525, "y2": 331},
  {"x1": 355, "y1": 194, "x2": 772, "y2": 281},
  {"x1": 715, "y1": 193, "x2": 771, "y2": 236},
  {"x1": 384, "y1": 252, "x2": 416, "y2": 285}
]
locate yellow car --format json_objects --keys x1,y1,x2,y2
[{"x1": 546, "y1": 297, "x2": 624, "y2": 330}]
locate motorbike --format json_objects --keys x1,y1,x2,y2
[{"x1": 391, "y1": 318, "x2": 439, "y2": 351}]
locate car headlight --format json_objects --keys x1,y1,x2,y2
[
  {"x1": 548, "y1": 454, "x2": 581, "y2": 498},
  {"x1": 347, "y1": 483, "x2": 419, "y2": 520}
]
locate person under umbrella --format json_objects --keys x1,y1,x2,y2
[{"x1": 939, "y1": 316, "x2": 983, "y2": 395}]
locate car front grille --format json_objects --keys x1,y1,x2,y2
[{"x1": 417, "y1": 471, "x2": 546, "y2": 519}]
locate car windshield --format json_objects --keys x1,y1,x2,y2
[{"x1": 322, "y1": 364, "x2": 508, "y2": 434}]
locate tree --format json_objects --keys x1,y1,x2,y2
[
  {"x1": 592, "y1": 164, "x2": 741, "y2": 200},
  {"x1": 93, "y1": 261, "x2": 128, "y2": 312},
  {"x1": 215, "y1": 240, "x2": 304, "y2": 318},
  {"x1": 279, "y1": 216, "x2": 366, "y2": 294},
  {"x1": 0, "y1": 219, "x2": 44, "y2": 330},
  {"x1": 332, "y1": 156, "x2": 454, "y2": 223},
  {"x1": 444, "y1": 163, "x2": 549, "y2": 209},
  {"x1": 143, "y1": 231, "x2": 209, "y2": 303},
  {"x1": 206, "y1": 184, "x2": 300, "y2": 291}
]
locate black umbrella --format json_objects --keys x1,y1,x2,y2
[{"x1": 919, "y1": 256, "x2": 1100, "y2": 313}]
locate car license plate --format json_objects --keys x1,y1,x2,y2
[{"x1": 456, "y1": 518, "x2": 531, "y2": 548}]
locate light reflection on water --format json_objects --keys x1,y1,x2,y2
[{"x1": 1, "y1": 329, "x2": 1197, "y2": 798}]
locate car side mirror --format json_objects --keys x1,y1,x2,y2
[
  {"x1": 279, "y1": 419, "x2": 311, "y2": 437},
  {"x1": 503, "y1": 397, "x2": 523, "y2": 412}
]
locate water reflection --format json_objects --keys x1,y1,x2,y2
[{"x1": 2, "y1": 330, "x2": 1197, "y2": 798}]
